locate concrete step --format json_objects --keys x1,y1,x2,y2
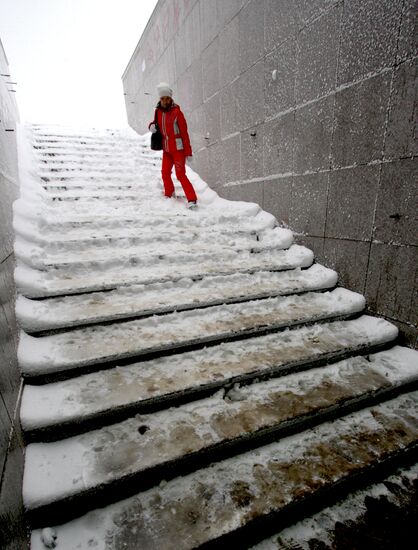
[
  {"x1": 20, "y1": 316, "x2": 398, "y2": 440},
  {"x1": 251, "y1": 460, "x2": 418, "y2": 549},
  {"x1": 15, "y1": 245, "x2": 313, "y2": 298},
  {"x1": 22, "y1": 347, "x2": 418, "y2": 526},
  {"x1": 14, "y1": 228, "x2": 294, "y2": 271},
  {"x1": 28, "y1": 390, "x2": 418, "y2": 540},
  {"x1": 18, "y1": 288, "x2": 366, "y2": 381},
  {"x1": 16, "y1": 264, "x2": 336, "y2": 333}
]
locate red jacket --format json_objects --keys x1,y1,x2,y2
[{"x1": 149, "y1": 102, "x2": 192, "y2": 156}]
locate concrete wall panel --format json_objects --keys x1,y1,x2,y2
[
  {"x1": 294, "y1": 94, "x2": 334, "y2": 173},
  {"x1": 373, "y1": 158, "x2": 418, "y2": 246},
  {"x1": 365, "y1": 243, "x2": 417, "y2": 325},
  {"x1": 217, "y1": 0, "x2": 243, "y2": 30},
  {"x1": 202, "y1": 37, "x2": 219, "y2": 101},
  {"x1": 264, "y1": 39, "x2": 296, "y2": 118},
  {"x1": 0, "y1": 37, "x2": 28, "y2": 547},
  {"x1": 220, "y1": 133, "x2": 240, "y2": 184},
  {"x1": 331, "y1": 71, "x2": 391, "y2": 168},
  {"x1": 397, "y1": 0, "x2": 418, "y2": 62},
  {"x1": 204, "y1": 92, "x2": 221, "y2": 146},
  {"x1": 263, "y1": 112, "x2": 295, "y2": 176},
  {"x1": 290, "y1": 173, "x2": 329, "y2": 237},
  {"x1": 221, "y1": 181, "x2": 263, "y2": 205},
  {"x1": 326, "y1": 165, "x2": 379, "y2": 241},
  {"x1": 200, "y1": 0, "x2": 218, "y2": 51},
  {"x1": 263, "y1": 177, "x2": 292, "y2": 226},
  {"x1": 240, "y1": 123, "x2": 264, "y2": 181},
  {"x1": 238, "y1": 0, "x2": 264, "y2": 73},
  {"x1": 220, "y1": 78, "x2": 240, "y2": 139},
  {"x1": 218, "y1": 15, "x2": 240, "y2": 89},
  {"x1": 0, "y1": 303, "x2": 19, "y2": 417},
  {"x1": 0, "y1": 423, "x2": 27, "y2": 550},
  {"x1": 385, "y1": 59, "x2": 418, "y2": 160},
  {"x1": 323, "y1": 238, "x2": 370, "y2": 295},
  {"x1": 237, "y1": 59, "x2": 264, "y2": 131},
  {"x1": 295, "y1": 3, "x2": 341, "y2": 104},
  {"x1": 337, "y1": 0, "x2": 403, "y2": 85}
]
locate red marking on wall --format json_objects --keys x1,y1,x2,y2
[{"x1": 173, "y1": 0, "x2": 182, "y2": 30}]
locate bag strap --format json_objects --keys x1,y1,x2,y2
[{"x1": 154, "y1": 108, "x2": 159, "y2": 126}]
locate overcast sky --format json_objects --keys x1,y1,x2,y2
[{"x1": 0, "y1": 0, "x2": 158, "y2": 127}]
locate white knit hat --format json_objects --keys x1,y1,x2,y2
[{"x1": 157, "y1": 82, "x2": 173, "y2": 98}]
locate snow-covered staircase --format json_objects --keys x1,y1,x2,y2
[{"x1": 14, "y1": 124, "x2": 418, "y2": 549}]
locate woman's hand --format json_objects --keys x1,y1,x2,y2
[{"x1": 149, "y1": 124, "x2": 157, "y2": 134}]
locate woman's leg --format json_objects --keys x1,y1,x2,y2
[
  {"x1": 173, "y1": 151, "x2": 197, "y2": 202},
  {"x1": 161, "y1": 151, "x2": 175, "y2": 197}
]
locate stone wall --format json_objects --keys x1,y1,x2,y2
[
  {"x1": 122, "y1": 0, "x2": 417, "y2": 346},
  {"x1": 0, "y1": 38, "x2": 28, "y2": 548}
]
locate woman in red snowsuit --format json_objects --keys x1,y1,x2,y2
[{"x1": 149, "y1": 83, "x2": 197, "y2": 208}]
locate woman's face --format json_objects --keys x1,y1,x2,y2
[{"x1": 160, "y1": 96, "x2": 172, "y2": 109}]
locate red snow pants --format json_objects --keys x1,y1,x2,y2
[{"x1": 161, "y1": 151, "x2": 197, "y2": 202}]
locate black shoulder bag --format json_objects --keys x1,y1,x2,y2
[{"x1": 150, "y1": 108, "x2": 163, "y2": 151}]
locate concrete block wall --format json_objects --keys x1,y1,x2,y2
[
  {"x1": 123, "y1": 0, "x2": 417, "y2": 346},
  {"x1": 0, "y1": 39, "x2": 28, "y2": 548}
]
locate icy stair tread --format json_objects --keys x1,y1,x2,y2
[
  {"x1": 15, "y1": 245, "x2": 314, "y2": 298},
  {"x1": 22, "y1": 346, "x2": 418, "y2": 513},
  {"x1": 17, "y1": 264, "x2": 337, "y2": 332},
  {"x1": 29, "y1": 390, "x2": 418, "y2": 546},
  {"x1": 18, "y1": 288, "x2": 365, "y2": 377},
  {"x1": 20, "y1": 316, "x2": 398, "y2": 434}
]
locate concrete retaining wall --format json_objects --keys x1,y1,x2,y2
[
  {"x1": 0, "y1": 38, "x2": 28, "y2": 548},
  {"x1": 123, "y1": 0, "x2": 417, "y2": 346}
]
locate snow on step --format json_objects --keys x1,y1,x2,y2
[
  {"x1": 24, "y1": 196, "x2": 261, "y2": 222},
  {"x1": 18, "y1": 288, "x2": 365, "y2": 377},
  {"x1": 13, "y1": 196, "x2": 271, "y2": 231},
  {"x1": 252, "y1": 461, "x2": 418, "y2": 549},
  {"x1": 22, "y1": 346, "x2": 418, "y2": 512},
  {"x1": 20, "y1": 316, "x2": 398, "y2": 434},
  {"x1": 13, "y1": 215, "x2": 269, "y2": 249},
  {"x1": 15, "y1": 245, "x2": 313, "y2": 298},
  {"x1": 17, "y1": 264, "x2": 337, "y2": 333},
  {"x1": 15, "y1": 228, "x2": 294, "y2": 271},
  {"x1": 29, "y1": 391, "x2": 418, "y2": 547},
  {"x1": 45, "y1": 190, "x2": 141, "y2": 202}
]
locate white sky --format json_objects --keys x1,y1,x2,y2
[{"x1": 0, "y1": 0, "x2": 158, "y2": 127}]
